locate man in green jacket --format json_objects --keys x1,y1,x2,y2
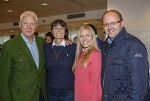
[{"x1": 0, "y1": 11, "x2": 47, "y2": 101}]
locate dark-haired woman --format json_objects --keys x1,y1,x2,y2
[{"x1": 44, "y1": 19, "x2": 76, "y2": 101}]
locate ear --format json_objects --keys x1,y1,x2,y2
[
  {"x1": 35, "y1": 23, "x2": 38, "y2": 30},
  {"x1": 121, "y1": 20, "x2": 124, "y2": 27},
  {"x1": 36, "y1": 23, "x2": 38, "y2": 28}
]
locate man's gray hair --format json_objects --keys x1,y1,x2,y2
[{"x1": 20, "y1": 11, "x2": 38, "y2": 22}]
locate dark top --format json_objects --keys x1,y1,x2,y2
[
  {"x1": 44, "y1": 42, "x2": 76, "y2": 89},
  {"x1": 96, "y1": 37, "x2": 103, "y2": 48},
  {"x1": 99, "y1": 38, "x2": 110, "y2": 85}
]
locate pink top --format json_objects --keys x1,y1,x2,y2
[{"x1": 75, "y1": 50, "x2": 102, "y2": 101}]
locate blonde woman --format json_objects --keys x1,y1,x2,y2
[{"x1": 73, "y1": 25, "x2": 102, "y2": 101}]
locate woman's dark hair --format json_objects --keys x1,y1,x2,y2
[
  {"x1": 86, "y1": 24, "x2": 97, "y2": 35},
  {"x1": 51, "y1": 19, "x2": 68, "y2": 40}
]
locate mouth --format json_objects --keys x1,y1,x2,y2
[
  {"x1": 26, "y1": 30, "x2": 32, "y2": 33},
  {"x1": 83, "y1": 41, "x2": 88, "y2": 44},
  {"x1": 108, "y1": 28, "x2": 116, "y2": 33},
  {"x1": 56, "y1": 33, "x2": 61, "y2": 35},
  {"x1": 55, "y1": 32, "x2": 62, "y2": 35}
]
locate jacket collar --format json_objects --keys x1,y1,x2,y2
[{"x1": 111, "y1": 27, "x2": 128, "y2": 46}]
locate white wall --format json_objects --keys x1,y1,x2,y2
[
  {"x1": 107, "y1": 0, "x2": 150, "y2": 65},
  {"x1": 0, "y1": 9, "x2": 106, "y2": 30}
]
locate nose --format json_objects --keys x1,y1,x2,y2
[
  {"x1": 57, "y1": 28, "x2": 61, "y2": 32},
  {"x1": 83, "y1": 36, "x2": 87, "y2": 41},
  {"x1": 27, "y1": 24, "x2": 31, "y2": 29},
  {"x1": 107, "y1": 23, "x2": 112, "y2": 29}
]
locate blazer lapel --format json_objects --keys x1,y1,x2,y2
[
  {"x1": 17, "y1": 34, "x2": 36, "y2": 66},
  {"x1": 35, "y1": 36, "x2": 44, "y2": 71}
]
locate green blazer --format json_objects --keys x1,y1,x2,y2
[{"x1": 0, "y1": 34, "x2": 47, "y2": 101}]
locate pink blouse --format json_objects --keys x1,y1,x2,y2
[{"x1": 75, "y1": 50, "x2": 102, "y2": 101}]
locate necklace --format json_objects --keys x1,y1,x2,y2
[{"x1": 54, "y1": 46, "x2": 63, "y2": 60}]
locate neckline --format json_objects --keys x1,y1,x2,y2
[{"x1": 53, "y1": 46, "x2": 63, "y2": 60}]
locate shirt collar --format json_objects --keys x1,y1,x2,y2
[
  {"x1": 52, "y1": 39, "x2": 66, "y2": 47},
  {"x1": 21, "y1": 33, "x2": 35, "y2": 44},
  {"x1": 107, "y1": 37, "x2": 112, "y2": 44}
]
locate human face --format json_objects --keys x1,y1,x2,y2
[
  {"x1": 79, "y1": 28, "x2": 92, "y2": 49},
  {"x1": 52, "y1": 24, "x2": 65, "y2": 39},
  {"x1": 45, "y1": 36, "x2": 52, "y2": 43},
  {"x1": 102, "y1": 12, "x2": 124, "y2": 40},
  {"x1": 19, "y1": 15, "x2": 38, "y2": 40}
]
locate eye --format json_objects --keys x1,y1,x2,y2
[
  {"x1": 87, "y1": 34, "x2": 90, "y2": 36},
  {"x1": 23, "y1": 22, "x2": 27, "y2": 25},
  {"x1": 110, "y1": 22, "x2": 117, "y2": 26},
  {"x1": 31, "y1": 23, "x2": 36, "y2": 25},
  {"x1": 103, "y1": 23, "x2": 108, "y2": 27},
  {"x1": 53, "y1": 27, "x2": 57, "y2": 29},
  {"x1": 60, "y1": 27, "x2": 64, "y2": 30},
  {"x1": 79, "y1": 35, "x2": 83, "y2": 38}
]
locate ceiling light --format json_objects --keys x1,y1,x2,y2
[
  {"x1": 41, "y1": 3, "x2": 48, "y2": 6},
  {"x1": 4, "y1": 0, "x2": 11, "y2": 2},
  {"x1": 7, "y1": 10, "x2": 13, "y2": 13}
]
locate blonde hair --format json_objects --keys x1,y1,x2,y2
[
  {"x1": 20, "y1": 11, "x2": 38, "y2": 22},
  {"x1": 72, "y1": 25, "x2": 100, "y2": 72}
]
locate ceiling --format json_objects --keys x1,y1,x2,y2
[{"x1": 0, "y1": 0, "x2": 107, "y2": 35}]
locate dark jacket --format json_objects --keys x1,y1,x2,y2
[
  {"x1": 102, "y1": 27, "x2": 149, "y2": 101},
  {"x1": 100, "y1": 38, "x2": 110, "y2": 85}
]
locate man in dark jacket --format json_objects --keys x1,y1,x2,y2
[{"x1": 101, "y1": 10, "x2": 149, "y2": 101}]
